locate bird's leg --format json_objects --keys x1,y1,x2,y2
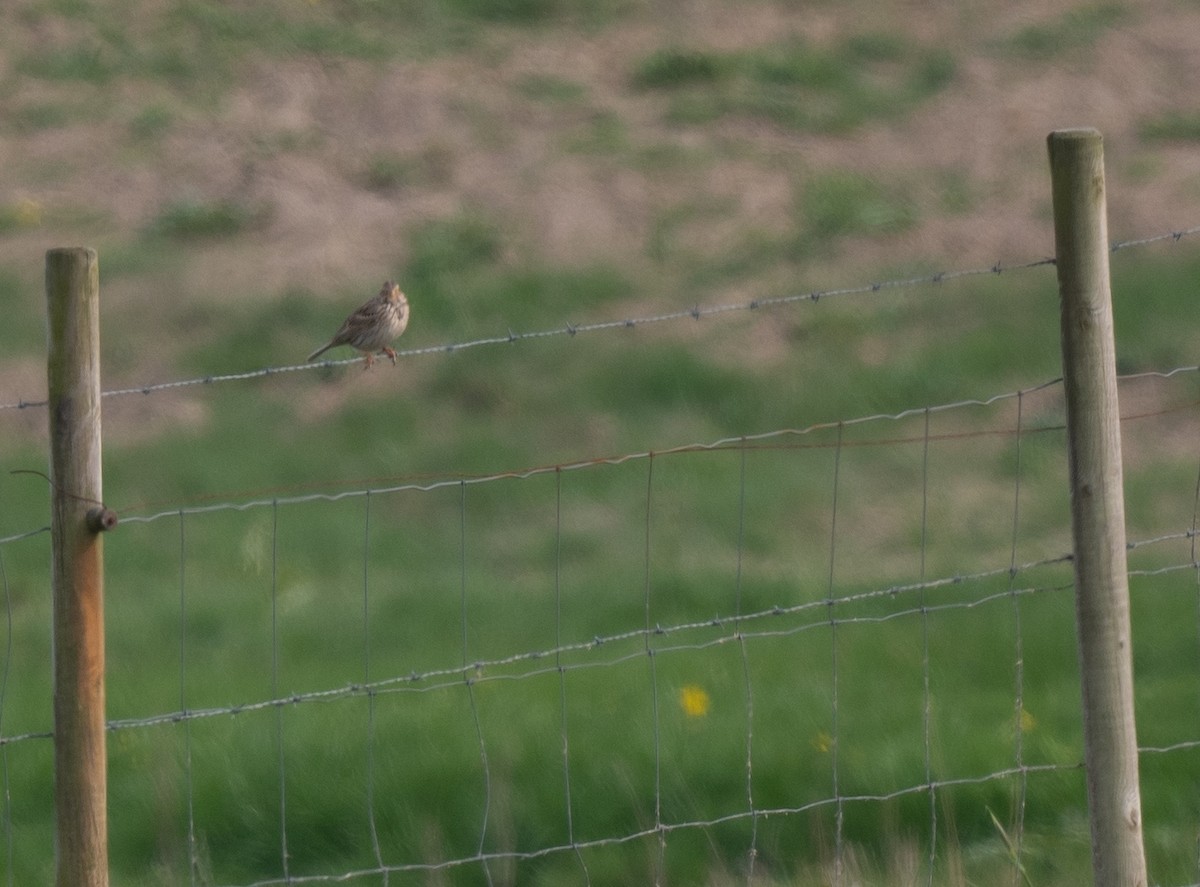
[
  {"x1": 362, "y1": 352, "x2": 375, "y2": 371},
  {"x1": 382, "y1": 347, "x2": 398, "y2": 366}
]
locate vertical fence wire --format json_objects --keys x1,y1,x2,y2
[
  {"x1": 11, "y1": 367, "x2": 1200, "y2": 883},
  {"x1": 361, "y1": 492, "x2": 388, "y2": 884},
  {"x1": 1192, "y1": 455, "x2": 1200, "y2": 648},
  {"x1": 1191, "y1": 450, "x2": 1200, "y2": 887},
  {"x1": 826, "y1": 423, "x2": 845, "y2": 885},
  {"x1": 641, "y1": 453, "x2": 667, "y2": 885},
  {"x1": 460, "y1": 481, "x2": 495, "y2": 887},
  {"x1": 1008, "y1": 391, "x2": 1029, "y2": 886},
  {"x1": 554, "y1": 467, "x2": 590, "y2": 884},
  {"x1": 270, "y1": 501, "x2": 290, "y2": 883},
  {"x1": 919, "y1": 409, "x2": 937, "y2": 885},
  {"x1": 0, "y1": 546, "x2": 12, "y2": 887},
  {"x1": 7, "y1": 223, "x2": 1200, "y2": 884},
  {"x1": 734, "y1": 444, "x2": 759, "y2": 884},
  {"x1": 178, "y1": 511, "x2": 199, "y2": 887}
]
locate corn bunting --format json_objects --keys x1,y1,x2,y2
[{"x1": 308, "y1": 281, "x2": 410, "y2": 368}]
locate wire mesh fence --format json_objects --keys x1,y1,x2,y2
[{"x1": 1, "y1": 232, "x2": 1199, "y2": 885}]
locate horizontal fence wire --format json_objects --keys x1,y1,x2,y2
[
  {"x1": 107, "y1": 557, "x2": 1075, "y2": 732},
  {"x1": 11, "y1": 532, "x2": 1180, "y2": 736},
  {"x1": 2, "y1": 232, "x2": 1199, "y2": 886},
  {"x1": 221, "y1": 763, "x2": 1080, "y2": 887},
  {"x1": 1, "y1": 224, "x2": 1197, "y2": 413},
  {"x1": 113, "y1": 379, "x2": 1066, "y2": 520},
  {"x1": 0, "y1": 524, "x2": 1192, "y2": 749},
  {"x1": 2, "y1": 365, "x2": 1196, "y2": 551},
  {"x1": 0, "y1": 535, "x2": 1171, "y2": 744},
  {"x1": 2, "y1": 364, "x2": 1193, "y2": 532}
]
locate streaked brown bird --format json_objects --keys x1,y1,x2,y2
[{"x1": 307, "y1": 281, "x2": 410, "y2": 369}]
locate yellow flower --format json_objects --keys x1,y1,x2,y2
[
  {"x1": 679, "y1": 684, "x2": 711, "y2": 718},
  {"x1": 12, "y1": 197, "x2": 42, "y2": 227},
  {"x1": 812, "y1": 731, "x2": 833, "y2": 753},
  {"x1": 1019, "y1": 707, "x2": 1036, "y2": 733}
]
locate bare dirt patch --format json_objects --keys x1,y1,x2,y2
[{"x1": 3, "y1": 1, "x2": 1200, "y2": 391}]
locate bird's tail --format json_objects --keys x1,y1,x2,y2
[{"x1": 307, "y1": 342, "x2": 334, "y2": 362}]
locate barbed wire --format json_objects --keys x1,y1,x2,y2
[
  {"x1": 0, "y1": 224, "x2": 1192, "y2": 414},
  {"x1": 1108, "y1": 225, "x2": 1200, "y2": 252},
  {"x1": 5, "y1": 255, "x2": 1053, "y2": 411},
  {"x1": 0, "y1": 519, "x2": 1162, "y2": 750},
  {"x1": 3, "y1": 240, "x2": 1198, "y2": 884},
  {"x1": 41, "y1": 532, "x2": 1200, "y2": 749},
  {"x1": 1126, "y1": 528, "x2": 1199, "y2": 552},
  {"x1": 0, "y1": 540, "x2": 1104, "y2": 744},
  {"x1": 1, "y1": 551, "x2": 1074, "y2": 747}
]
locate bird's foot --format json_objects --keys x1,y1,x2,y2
[{"x1": 383, "y1": 347, "x2": 398, "y2": 366}]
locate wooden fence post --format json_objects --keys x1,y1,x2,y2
[
  {"x1": 1047, "y1": 129, "x2": 1147, "y2": 887},
  {"x1": 46, "y1": 247, "x2": 110, "y2": 887}
]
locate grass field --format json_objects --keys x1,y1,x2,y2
[
  {"x1": 3, "y1": 1, "x2": 1200, "y2": 884},
  {"x1": 2, "y1": 243, "x2": 1199, "y2": 885}
]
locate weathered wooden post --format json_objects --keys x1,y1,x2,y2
[
  {"x1": 1047, "y1": 129, "x2": 1147, "y2": 887},
  {"x1": 46, "y1": 247, "x2": 110, "y2": 887}
]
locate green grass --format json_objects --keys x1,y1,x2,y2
[
  {"x1": 632, "y1": 48, "x2": 730, "y2": 90},
  {"x1": 147, "y1": 197, "x2": 270, "y2": 240},
  {"x1": 17, "y1": 40, "x2": 117, "y2": 82},
  {"x1": 634, "y1": 33, "x2": 956, "y2": 134},
  {"x1": 6, "y1": 102, "x2": 79, "y2": 132},
  {"x1": 0, "y1": 198, "x2": 43, "y2": 236},
  {"x1": 515, "y1": 73, "x2": 588, "y2": 103},
  {"x1": 995, "y1": 2, "x2": 1129, "y2": 60},
  {"x1": 127, "y1": 104, "x2": 175, "y2": 141},
  {"x1": 359, "y1": 146, "x2": 456, "y2": 193},
  {"x1": 798, "y1": 171, "x2": 920, "y2": 246},
  {"x1": 0, "y1": 265, "x2": 46, "y2": 353},
  {"x1": 1, "y1": 3, "x2": 1198, "y2": 877},
  {"x1": 9, "y1": 0, "x2": 634, "y2": 101},
  {"x1": 442, "y1": 0, "x2": 561, "y2": 24},
  {"x1": 563, "y1": 109, "x2": 630, "y2": 154},
  {"x1": 650, "y1": 171, "x2": 925, "y2": 282},
  {"x1": 1137, "y1": 110, "x2": 1200, "y2": 143},
  {"x1": 3, "y1": 239, "x2": 1200, "y2": 883}
]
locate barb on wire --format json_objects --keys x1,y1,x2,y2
[
  {"x1": 72, "y1": 550, "x2": 1081, "y2": 740},
  {"x1": 0, "y1": 255, "x2": 1064, "y2": 412},
  {"x1": 4, "y1": 225, "x2": 1199, "y2": 414},
  {"x1": 1109, "y1": 224, "x2": 1200, "y2": 253}
]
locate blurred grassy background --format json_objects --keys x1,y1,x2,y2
[{"x1": 2, "y1": 0, "x2": 1200, "y2": 884}]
